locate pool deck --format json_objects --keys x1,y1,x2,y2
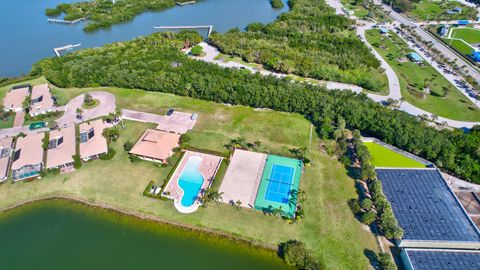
[{"x1": 163, "y1": 150, "x2": 223, "y2": 213}]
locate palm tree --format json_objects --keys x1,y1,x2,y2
[
  {"x1": 76, "y1": 107, "x2": 83, "y2": 119},
  {"x1": 235, "y1": 200, "x2": 242, "y2": 209},
  {"x1": 202, "y1": 189, "x2": 223, "y2": 205}
]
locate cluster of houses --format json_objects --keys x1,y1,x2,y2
[
  {"x1": 3, "y1": 84, "x2": 55, "y2": 116},
  {"x1": 1, "y1": 84, "x2": 109, "y2": 182},
  {"x1": 0, "y1": 119, "x2": 108, "y2": 182}
]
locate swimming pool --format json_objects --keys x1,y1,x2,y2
[{"x1": 177, "y1": 156, "x2": 205, "y2": 207}]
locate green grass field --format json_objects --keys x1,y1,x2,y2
[
  {"x1": 0, "y1": 77, "x2": 379, "y2": 269},
  {"x1": 445, "y1": 39, "x2": 475, "y2": 55},
  {"x1": 366, "y1": 29, "x2": 480, "y2": 121},
  {"x1": 450, "y1": 27, "x2": 480, "y2": 44},
  {"x1": 0, "y1": 113, "x2": 15, "y2": 129},
  {"x1": 408, "y1": 1, "x2": 476, "y2": 21},
  {"x1": 365, "y1": 142, "x2": 426, "y2": 168}
]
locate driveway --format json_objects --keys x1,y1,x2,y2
[
  {"x1": 122, "y1": 109, "x2": 197, "y2": 134},
  {"x1": 56, "y1": 91, "x2": 116, "y2": 128}
]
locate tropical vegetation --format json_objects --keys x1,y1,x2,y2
[
  {"x1": 45, "y1": 0, "x2": 195, "y2": 32},
  {"x1": 208, "y1": 0, "x2": 387, "y2": 92},
  {"x1": 31, "y1": 29, "x2": 480, "y2": 184}
]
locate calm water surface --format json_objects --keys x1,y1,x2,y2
[
  {"x1": 0, "y1": 200, "x2": 289, "y2": 269},
  {"x1": 0, "y1": 0, "x2": 287, "y2": 77}
]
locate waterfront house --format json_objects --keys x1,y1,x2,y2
[
  {"x1": 29, "y1": 84, "x2": 54, "y2": 116},
  {"x1": 46, "y1": 126, "x2": 76, "y2": 171},
  {"x1": 3, "y1": 86, "x2": 29, "y2": 112},
  {"x1": 11, "y1": 133, "x2": 45, "y2": 181},
  {"x1": 0, "y1": 137, "x2": 13, "y2": 182},
  {"x1": 79, "y1": 119, "x2": 108, "y2": 161},
  {"x1": 129, "y1": 129, "x2": 180, "y2": 163}
]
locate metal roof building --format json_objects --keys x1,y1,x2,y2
[
  {"x1": 401, "y1": 249, "x2": 480, "y2": 270},
  {"x1": 376, "y1": 168, "x2": 480, "y2": 249}
]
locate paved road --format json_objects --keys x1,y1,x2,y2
[
  {"x1": 122, "y1": 109, "x2": 164, "y2": 123},
  {"x1": 194, "y1": 41, "x2": 480, "y2": 128},
  {"x1": 0, "y1": 126, "x2": 49, "y2": 139},
  {"x1": 56, "y1": 91, "x2": 116, "y2": 127},
  {"x1": 357, "y1": 22, "x2": 402, "y2": 101},
  {"x1": 374, "y1": 0, "x2": 480, "y2": 84}
]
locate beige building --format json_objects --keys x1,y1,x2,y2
[
  {"x1": 0, "y1": 137, "x2": 13, "y2": 181},
  {"x1": 129, "y1": 129, "x2": 180, "y2": 163},
  {"x1": 46, "y1": 126, "x2": 76, "y2": 170},
  {"x1": 11, "y1": 133, "x2": 45, "y2": 181},
  {"x1": 30, "y1": 84, "x2": 54, "y2": 116},
  {"x1": 79, "y1": 119, "x2": 108, "y2": 161},
  {"x1": 3, "y1": 86, "x2": 29, "y2": 112}
]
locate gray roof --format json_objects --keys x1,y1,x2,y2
[
  {"x1": 376, "y1": 169, "x2": 480, "y2": 242},
  {"x1": 405, "y1": 249, "x2": 480, "y2": 270}
]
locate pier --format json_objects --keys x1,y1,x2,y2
[
  {"x1": 176, "y1": 1, "x2": 196, "y2": 6},
  {"x1": 53, "y1": 44, "x2": 81, "y2": 57},
  {"x1": 47, "y1": 18, "x2": 86, "y2": 25},
  {"x1": 153, "y1": 25, "x2": 213, "y2": 37}
]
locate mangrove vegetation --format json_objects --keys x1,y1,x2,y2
[{"x1": 209, "y1": 0, "x2": 387, "y2": 92}]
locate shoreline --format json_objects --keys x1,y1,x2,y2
[{"x1": 0, "y1": 195, "x2": 279, "y2": 252}]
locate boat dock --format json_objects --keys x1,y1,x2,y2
[
  {"x1": 53, "y1": 44, "x2": 81, "y2": 57},
  {"x1": 176, "y1": 1, "x2": 196, "y2": 6},
  {"x1": 47, "y1": 18, "x2": 86, "y2": 25},
  {"x1": 153, "y1": 25, "x2": 213, "y2": 36}
]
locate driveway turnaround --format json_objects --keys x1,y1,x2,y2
[{"x1": 56, "y1": 91, "x2": 116, "y2": 128}]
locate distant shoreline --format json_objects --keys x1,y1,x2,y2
[{"x1": 0, "y1": 195, "x2": 278, "y2": 252}]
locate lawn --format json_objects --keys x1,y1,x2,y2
[
  {"x1": 408, "y1": 1, "x2": 476, "y2": 21},
  {"x1": 0, "y1": 113, "x2": 15, "y2": 129},
  {"x1": 366, "y1": 29, "x2": 480, "y2": 121},
  {"x1": 365, "y1": 142, "x2": 426, "y2": 168},
  {"x1": 449, "y1": 27, "x2": 480, "y2": 44},
  {"x1": 444, "y1": 39, "x2": 475, "y2": 55},
  {"x1": 0, "y1": 77, "x2": 379, "y2": 269}
]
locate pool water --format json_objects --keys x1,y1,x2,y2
[{"x1": 178, "y1": 156, "x2": 204, "y2": 207}]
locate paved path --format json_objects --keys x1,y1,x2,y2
[
  {"x1": 0, "y1": 126, "x2": 49, "y2": 139},
  {"x1": 122, "y1": 109, "x2": 164, "y2": 123},
  {"x1": 13, "y1": 111, "x2": 24, "y2": 127},
  {"x1": 357, "y1": 22, "x2": 401, "y2": 101},
  {"x1": 193, "y1": 41, "x2": 480, "y2": 128},
  {"x1": 56, "y1": 91, "x2": 116, "y2": 128}
]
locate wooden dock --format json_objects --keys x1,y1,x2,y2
[
  {"x1": 47, "y1": 18, "x2": 86, "y2": 25},
  {"x1": 153, "y1": 25, "x2": 213, "y2": 36},
  {"x1": 176, "y1": 1, "x2": 196, "y2": 6},
  {"x1": 53, "y1": 44, "x2": 81, "y2": 57}
]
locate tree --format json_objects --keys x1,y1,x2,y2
[
  {"x1": 76, "y1": 107, "x2": 83, "y2": 119},
  {"x1": 201, "y1": 189, "x2": 223, "y2": 206},
  {"x1": 360, "y1": 210, "x2": 376, "y2": 225},
  {"x1": 190, "y1": 45, "x2": 203, "y2": 56},
  {"x1": 279, "y1": 240, "x2": 321, "y2": 270},
  {"x1": 441, "y1": 86, "x2": 450, "y2": 98},
  {"x1": 102, "y1": 127, "x2": 120, "y2": 142},
  {"x1": 360, "y1": 198, "x2": 373, "y2": 210},
  {"x1": 83, "y1": 93, "x2": 93, "y2": 105},
  {"x1": 378, "y1": 252, "x2": 396, "y2": 270},
  {"x1": 235, "y1": 200, "x2": 242, "y2": 209}
]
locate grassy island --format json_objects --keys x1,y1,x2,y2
[{"x1": 45, "y1": 0, "x2": 196, "y2": 32}]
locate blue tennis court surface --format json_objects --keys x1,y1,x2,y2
[
  {"x1": 265, "y1": 165, "x2": 294, "y2": 203},
  {"x1": 254, "y1": 155, "x2": 303, "y2": 217}
]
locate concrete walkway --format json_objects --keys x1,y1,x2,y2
[
  {"x1": 13, "y1": 111, "x2": 24, "y2": 127},
  {"x1": 56, "y1": 91, "x2": 116, "y2": 128}
]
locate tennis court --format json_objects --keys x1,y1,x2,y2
[{"x1": 254, "y1": 155, "x2": 303, "y2": 217}]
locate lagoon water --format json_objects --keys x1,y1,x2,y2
[
  {"x1": 0, "y1": 0, "x2": 287, "y2": 77},
  {"x1": 0, "y1": 200, "x2": 288, "y2": 269}
]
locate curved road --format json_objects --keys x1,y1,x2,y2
[
  {"x1": 56, "y1": 91, "x2": 116, "y2": 127},
  {"x1": 192, "y1": 41, "x2": 479, "y2": 129}
]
